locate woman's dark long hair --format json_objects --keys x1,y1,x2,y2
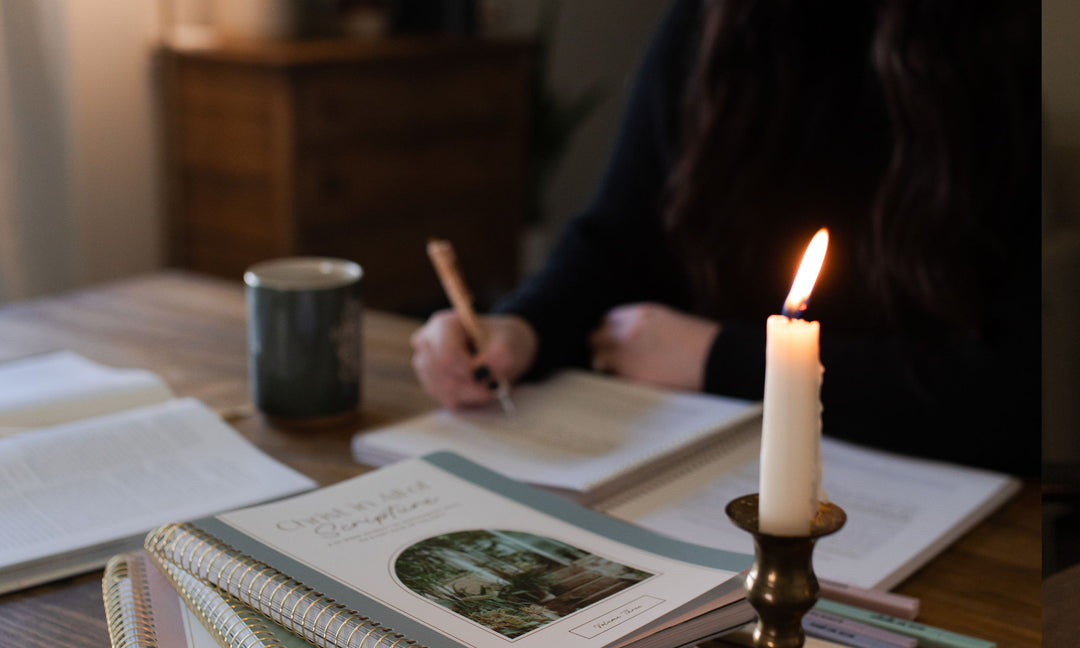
[{"x1": 663, "y1": 0, "x2": 1038, "y2": 333}]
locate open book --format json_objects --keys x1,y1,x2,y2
[
  {"x1": 352, "y1": 370, "x2": 1020, "y2": 592},
  {"x1": 145, "y1": 452, "x2": 755, "y2": 648},
  {"x1": 0, "y1": 350, "x2": 175, "y2": 433},
  {"x1": 352, "y1": 370, "x2": 763, "y2": 506},
  {"x1": 0, "y1": 352, "x2": 316, "y2": 594},
  {"x1": 598, "y1": 435, "x2": 1020, "y2": 591}
]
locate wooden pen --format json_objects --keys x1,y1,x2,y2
[{"x1": 426, "y1": 239, "x2": 515, "y2": 415}]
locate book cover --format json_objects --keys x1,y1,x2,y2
[{"x1": 148, "y1": 452, "x2": 753, "y2": 648}]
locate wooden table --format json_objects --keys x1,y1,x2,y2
[
  {"x1": 0, "y1": 272, "x2": 1042, "y2": 647},
  {"x1": 1044, "y1": 562, "x2": 1080, "y2": 645}
]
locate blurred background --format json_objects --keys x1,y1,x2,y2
[
  {"x1": 1043, "y1": 0, "x2": 1080, "y2": 575},
  {"x1": 0, "y1": 0, "x2": 668, "y2": 308},
  {"x1": 1, "y1": 0, "x2": 1077, "y2": 572}
]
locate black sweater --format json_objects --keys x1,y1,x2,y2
[{"x1": 496, "y1": 0, "x2": 1040, "y2": 475}]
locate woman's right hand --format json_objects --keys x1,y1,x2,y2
[{"x1": 410, "y1": 311, "x2": 538, "y2": 410}]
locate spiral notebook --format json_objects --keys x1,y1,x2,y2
[
  {"x1": 103, "y1": 552, "x2": 314, "y2": 648},
  {"x1": 145, "y1": 452, "x2": 754, "y2": 648},
  {"x1": 351, "y1": 370, "x2": 763, "y2": 506}
]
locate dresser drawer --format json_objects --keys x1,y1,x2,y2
[
  {"x1": 164, "y1": 38, "x2": 530, "y2": 312},
  {"x1": 294, "y1": 134, "x2": 522, "y2": 226},
  {"x1": 293, "y1": 56, "x2": 528, "y2": 146}
]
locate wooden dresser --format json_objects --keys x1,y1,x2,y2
[{"x1": 160, "y1": 38, "x2": 531, "y2": 313}]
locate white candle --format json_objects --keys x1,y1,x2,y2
[{"x1": 758, "y1": 229, "x2": 828, "y2": 536}]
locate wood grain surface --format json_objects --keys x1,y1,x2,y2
[
  {"x1": 1044, "y1": 561, "x2": 1080, "y2": 646},
  {"x1": 0, "y1": 271, "x2": 1042, "y2": 647}
]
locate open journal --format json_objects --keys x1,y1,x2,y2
[
  {"x1": 600, "y1": 435, "x2": 1020, "y2": 591},
  {"x1": 352, "y1": 370, "x2": 763, "y2": 506},
  {"x1": 145, "y1": 452, "x2": 755, "y2": 648},
  {"x1": 0, "y1": 353, "x2": 316, "y2": 595},
  {"x1": 352, "y1": 369, "x2": 1019, "y2": 592}
]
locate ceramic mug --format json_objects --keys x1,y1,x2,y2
[{"x1": 245, "y1": 257, "x2": 363, "y2": 421}]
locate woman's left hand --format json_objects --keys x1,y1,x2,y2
[{"x1": 588, "y1": 303, "x2": 720, "y2": 391}]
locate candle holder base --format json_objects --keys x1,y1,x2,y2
[{"x1": 725, "y1": 494, "x2": 846, "y2": 648}]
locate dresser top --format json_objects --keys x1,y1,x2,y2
[{"x1": 162, "y1": 36, "x2": 531, "y2": 66}]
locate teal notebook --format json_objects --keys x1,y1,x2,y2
[{"x1": 146, "y1": 452, "x2": 753, "y2": 648}]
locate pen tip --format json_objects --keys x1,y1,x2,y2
[{"x1": 495, "y1": 384, "x2": 516, "y2": 418}]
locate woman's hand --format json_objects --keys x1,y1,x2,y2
[
  {"x1": 589, "y1": 303, "x2": 720, "y2": 391},
  {"x1": 410, "y1": 311, "x2": 538, "y2": 409}
]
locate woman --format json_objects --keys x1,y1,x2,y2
[{"x1": 411, "y1": 0, "x2": 1040, "y2": 475}]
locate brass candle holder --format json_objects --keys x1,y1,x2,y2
[{"x1": 725, "y1": 494, "x2": 846, "y2": 648}]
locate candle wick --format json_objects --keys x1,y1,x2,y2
[{"x1": 782, "y1": 302, "x2": 806, "y2": 319}]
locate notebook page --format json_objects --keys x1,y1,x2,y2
[
  {"x1": 0, "y1": 351, "x2": 174, "y2": 428},
  {"x1": 0, "y1": 398, "x2": 315, "y2": 587},
  {"x1": 353, "y1": 370, "x2": 761, "y2": 493},
  {"x1": 605, "y1": 437, "x2": 1019, "y2": 590}
]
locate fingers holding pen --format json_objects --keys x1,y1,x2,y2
[
  {"x1": 411, "y1": 311, "x2": 495, "y2": 409},
  {"x1": 470, "y1": 363, "x2": 500, "y2": 392},
  {"x1": 411, "y1": 311, "x2": 538, "y2": 409},
  {"x1": 476, "y1": 315, "x2": 539, "y2": 385}
]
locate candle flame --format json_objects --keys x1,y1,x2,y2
[{"x1": 782, "y1": 228, "x2": 829, "y2": 318}]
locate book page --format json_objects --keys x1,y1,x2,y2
[
  {"x1": 605, "y1": 437, "x2": 1020, "y2": 590},
  {"x1": 0, "y1": 398, "x2": 315, "y2": 582},
  {"x1": 0, "y1": 351, "x2": 174, "y2": 428},
  {"x1": 217, "y1": 456, "x2": 746, "y2": 648},
  {"x1": 353, "y1": 370, "x2": 761, "y2": 493}
]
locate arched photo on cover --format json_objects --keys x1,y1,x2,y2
[{"x1": 394, "y1": 529, "x2": 654, "y2": 639}]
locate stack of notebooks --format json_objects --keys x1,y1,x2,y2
[
  {"x1": 104, "y1": 453, "x2": 756, "y2": 648},
  {"x1": 92, "y1": 368, "x2": 1014, "y2": 648}
]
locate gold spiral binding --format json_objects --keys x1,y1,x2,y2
[
  {"x1": 218, "y1": 553, "x2": 245, "y2": 590},
  {"x1": 293, "y1": 590, "x2": 323, "y2": 642},
  {"x1": 309, "y1": 601, "x2": 341, "y2": 644},
  {"x1": 145, "y1": 523, "x2": 427, "y2": 648},
  {"x1": 352, "y1": 625, "x2": 379, "y2": 647},
  {"x1": 102, "y1": 553, "x2": 159, "y2": 648},
  {"x1": 264, "y1": 579, "x2": 293, "y2": 618},
  {"x1": 277, "y1": 583, "x2": 308, "y2": 633},
  {"x1": 252, "y1": 565, "x2": 281, "y2": 617},
  {"x1": 153, "y1": 556, "x2": 289, "y2": 648},
  {"x1": 327, "y1": 606, "x2": 354, "y2": 646}
]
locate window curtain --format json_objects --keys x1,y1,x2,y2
[
  {"x1": 0, "y1": 0, "x2": 162, "y2": 305},
  {"x1": 0, "y1": 1, "x2": 75, "y2": 303}
]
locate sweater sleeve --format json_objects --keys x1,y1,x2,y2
[
  {"x1": 493, "y1": 0, "x2": 699, "y2": 379},
  {"x1": 702, "y1": 254, "x2": 1040, "y2": 476},
  {"x1": 817, "y1": 252, "x2": 1040, "y2": 476}
]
